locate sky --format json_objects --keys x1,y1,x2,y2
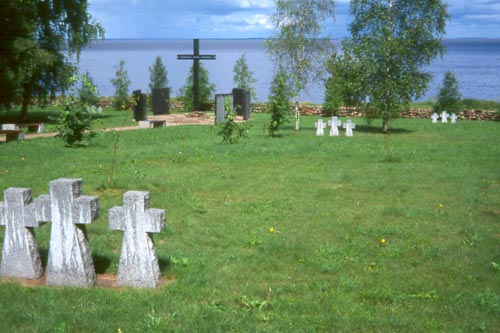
[{"x1": 87, "y1": 0, "x2": 500, "y2": 39}]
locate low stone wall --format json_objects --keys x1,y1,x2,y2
[
  {"x1": 252, "y1": 103, "x2": 499, "y2": 121},
  {"x1": 97, "y1": 98, "x2": 499, "y2": 121}
]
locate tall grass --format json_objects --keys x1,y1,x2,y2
[{"x1": 0, "y1": 113, "x2": 499, "y2": 332}]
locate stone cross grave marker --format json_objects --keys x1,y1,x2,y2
[
  {"x1": 0, "y1": 188, "x2": 43, "y2": 279},
  {"x1": 177, "y1": 39, "x2": 216, "y2": 111},
  {"x1": 451, "y1": 113, "x2": 458, "y2": 124},
  {"x1": 343, "y1": 119, "x2": 356, "y2": 137},
  {"x1": 109, "y1": 191, "x2": 166, "y2": 288},
  {"x1": 431, "y1": 113, "x2": 439, "y2": 123},
  {"x1": 441, "y1": 111, "x2": 450, "y2": 123},
  {"x1": 315, "y1": 119, "x2": 327, "y2": 136},
  {"x1": 327, "y1": 117, "x2": 342, "y2": 136},
  {"x1": 34, "y1": 178, "x2": 99, "y2": 287}
]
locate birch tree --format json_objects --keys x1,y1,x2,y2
[
  {"x1": 265, "y1": 0, "x2": 335, "y2": 130},
  {"x1": 347, "y1": 0, "x2": 449, "y2": 132},
  {"x1": 0, "y1": 0, "x2": 104, "y2": 120}
]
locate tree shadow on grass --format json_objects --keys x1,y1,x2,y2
[
  {"x1": 0, "y1": 109, "x2": 118, "y2": 124},
  {"x1": 354, "y1": 124, "x2": 414, "y2": 135},
  {"x1": 0, "y1": 110, "x2": 60, "y2": 124},
  {"x1": 159, "y1": 257, "x2": 171, "y2": 273},
  {"x1": 93, "y1": 254, "x2": 113, "y2": 274}
]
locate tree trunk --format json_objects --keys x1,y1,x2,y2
[
  {"x1": 295, "y1": 98, "x2": 300, "y2": 130},
  {"x1": 21, "y1": 95, "x2": 30, "y2": 121},
  {"x1": 382, "y1": 117, "x2": 389, "y2": 133},
  {"x1": 20, "y1": 82, "x2": 32, "y2": 121}
]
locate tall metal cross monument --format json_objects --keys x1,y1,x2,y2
[{"x1": 177, "y1": 39, "x2": 216, "y2": 111}]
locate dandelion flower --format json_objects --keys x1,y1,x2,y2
[
  {"x1": 380, "y1": 238, "x2": 386, "y2": 244},
  {"x1": 269, "y1": 227, "x2": 275, "y2": 234}
]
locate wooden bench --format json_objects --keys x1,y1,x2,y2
[
  {"x1": 0, "y1": 130, "x2": 25, "y2": 142},
  {"x1": 1, "y1": 122, "x2": 44, "y2": 133},
  {"x1": 17, "y1": 123, "x2": 44, "y2": 133},
  {"x1": 137, "y1": 119, "x2": 167, "y2": 129}
]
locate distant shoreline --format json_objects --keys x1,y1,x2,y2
[{"x1": 88, "y1": 37, "x2": 500, "y2": 42}]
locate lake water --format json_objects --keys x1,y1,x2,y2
[{"x1": 79, "y1": 38, "x2": 500, "y2": 103}]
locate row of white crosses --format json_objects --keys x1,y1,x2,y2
[
  {"x1": 315, "y1": 117, "x2": 356, "y2": 137},
  {"x1": 0, "y1": 178, "x2": 166, "y2": 288},
  {"x1": 432, "y1": 111, "x2": 459, "y2": 124}
]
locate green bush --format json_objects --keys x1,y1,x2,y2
[
  {"x1": 233, "y1": 54, "x2": 258, "y2": 100},
  {"x1": 110, "y1": 60, "x2": 131, "y2": 110},
  {"x1": 77, "y1": 71, "x2": 100, "y2": 107},
  {"x1": 149, "y1": 55, "x2": 169, "y2": 91},
  {"x1": 178, "y1": 61, "x2": 215, "y2": 111},
  {"x1": 55, "y1": 97, "x2": 96, "y2": 147},
  {"x1": 215, "y1": 98, "x2": 249, "y2": 144},
  {"x1": 266, "y1": 66, "x2": 291, "y2": 137},
  {"x1": 462, "y1": 98, "x2": 500, "y2": 112},
  {"x1": 323, "y1": 52, "x2": 364, "y2": 117},
  {"x1": 434, "y1": 70, "x2": 463, "y2": 113}
]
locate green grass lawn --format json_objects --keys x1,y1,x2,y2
[
  {"x1": 0, "y1": 106, "x2": 136, "y2": 133},
  {"x1": 0, "y1": 112, "x2": 499, "y2": 332}
]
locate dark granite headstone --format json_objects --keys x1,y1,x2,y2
[
  {"x1": 133, "y1": 90, "x2": 147, "y2": 121},
  {"x1": 232, "y1": 88, "x2": 251, "y2": 120},
  {"x1": 152, "y1": 88, "x2": 170, "y2": 115}
]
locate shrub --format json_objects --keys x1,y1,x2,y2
[
  {"x1": 434, "y1": 70, "x2": 463, "y2": 113},
  {"x1": 77, "y1": 71, "x2": 100, "y2": 107},
  {"x1": 55, "y1": 97, "x2": 96, "y2": 147},
  {"x1": 215, "y1": 97, "x2": 249, "y2": 144},
  {"x1": 178, "y1": 61, "x2": 215, "y2": 111},
  {"x1": 149, "y1": 55, "x2": 169, "y2": 91},
  {"x1": 323, "y1": 52, "x2": 365, "y2": 117},
  {"x1": 110, "y1": 60, "x2": 131, "y2": 110},
  {"x1": 266, "y1": 66, "x2": 292, "y2": 137},
  {"x1": 462, "y1": 98, "x2": 500, "y2": 112},
  {"x1": 233, "y1": 54, "x2": 257, "y2": 100}
]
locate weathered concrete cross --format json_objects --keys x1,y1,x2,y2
[
  {"x1": 343, "y1": 119, "x2": 356, "y2": 137},
  {"x1": 431, "y1": 113, "x2": 439, "y2": 123},
  {"x1": 0, "y1": 188, "x2": 43, "y2": 279},
  {"x1": 327, "y1": 117, "x2": 342, "y2": 136},
  {"x1": 177, "y1": 39, "x2": 216, "y2": 111},
  {"x1": 109, "y1": 191, "x2": 166, "y2": 288},
  {"x1": 451, "y1": 113, "x2": 458, "y2": 124},
  {"x1": 315, "y1": 119, "x2": 327, "y2": 136},
  {"x1": 441, "y1": 111, "x2": 450, "y2": 123},
  {"x1": 35, "y1": 178, "x2": 99, "y2": 287}
]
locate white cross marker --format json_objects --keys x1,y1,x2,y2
[
  {"x1": 109, "y1": 191, "x2": 166, "y2": 288},
  {"x1": 327, "y1": 117, "x2": 342, "y2": 136},
  {"x1": 431, "y1": 113, "x2": 439, "y2": 123},
  {"x1": 451, "y1": 113, "x2": 458, "y2": 124},
  {"x1": 441, "y1": 111, "x2": 450, "y2": 123},
  {"x1": 315, "y1": 119, "x2": 327, "y2": 136},
  {"x1": 343, "y1": 119, "x2": 356, "y2": 137}
]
